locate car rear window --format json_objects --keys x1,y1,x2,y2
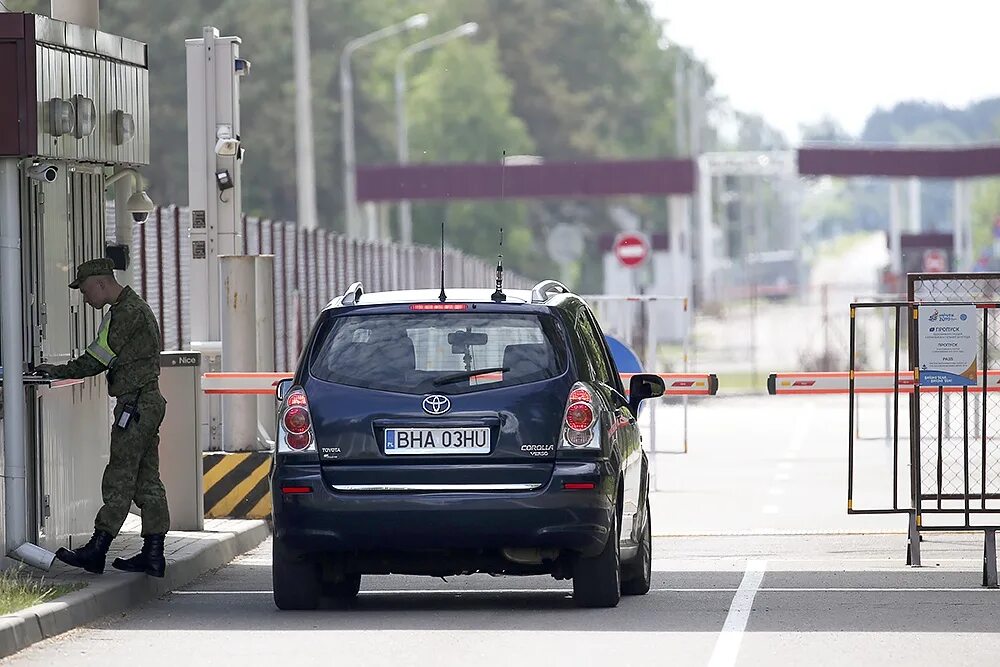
[{"x1": 309, "y1": 312, "x2": 568, "y2": 395}]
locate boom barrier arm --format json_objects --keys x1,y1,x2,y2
[
  {"x1": 768, "y1": 370, "x2": 1000, "y2": 396},
  {"x1": 203, "y1": 372, "x2": 720, "y2": 396}
]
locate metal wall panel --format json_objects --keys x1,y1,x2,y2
[{"x1": 31, "y1": 44, "x2": 148, "y2": 164}]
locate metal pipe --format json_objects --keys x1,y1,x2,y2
[
  {"x1": 293, "y1": 0, "x2": 318, "y2": 231},
  {"x1": 1, "y1": 158, "x2": 56, "y2": 570}
]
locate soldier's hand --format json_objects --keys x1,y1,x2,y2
[{"x1": 34, "y1": 364, "x2": 56, "y2": 378}]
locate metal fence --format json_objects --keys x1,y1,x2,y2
[
  {"x1": 107, "y1": 205, "x2": 531, "y2": 371},
  {"x1": 847, "y1": 273, "x2": 1000, "y2": 586}
]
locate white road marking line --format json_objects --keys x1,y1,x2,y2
[
  {"x1": 171, "y1": 585, "x2": 999, "y2": 597},
  {"x1": 707, "y1": 560, "x2": 767, "y2": 667}
]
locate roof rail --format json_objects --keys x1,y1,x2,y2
[
  {"x1": 341, "y1": 281, "x2": 364, "y2": 305},
  {"x1": 530, "y1": 280, "x2": 569, "y2": 303}
]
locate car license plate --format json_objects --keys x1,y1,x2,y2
[{"x1": 384, "y1": 427, "x2": 491, "y2": 455}]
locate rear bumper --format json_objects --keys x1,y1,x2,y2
[{"x1": 271, "y1": 460, "x2": 615, "y2": 558}]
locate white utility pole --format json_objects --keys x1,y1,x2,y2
[
  {"x1": 341, "y1": 13, "x2": 429, "y2": 239},
  {"x1": 293, "y1": 0, "x2": 318, "y2": 230},
  {"x1": 888, "y1": 180, "x2": 903, "y2": 274},
  {"x1": 395, "y1": 22, "x2": 478, "y2": 245},
  {"x1": 908, "y1": 177, "x2": 921, "y2": 234}
]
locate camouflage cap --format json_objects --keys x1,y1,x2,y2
[{"x1": 68, "y1": 258, "x2": 116, "y2": 289}]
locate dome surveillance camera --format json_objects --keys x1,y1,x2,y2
[
  {"x1": 127, "y1": 190, "x2": 155, "y2": 223},
  {"x1": 26, "y1": 163, "x2": 59, "y2": 183}
]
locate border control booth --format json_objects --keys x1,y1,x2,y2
[{"x1": 0, "y1": 12, "x2": 150, "y2": 555}]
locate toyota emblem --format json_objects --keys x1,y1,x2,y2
[{"x1": 422, "y1": 395, "x2": 451, "y2": 415}]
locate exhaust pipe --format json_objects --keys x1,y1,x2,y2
[{"x1": 1, "y1": 158, "x2": 58, "y2": 571}]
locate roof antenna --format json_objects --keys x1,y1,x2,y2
[
  {"x1": 491, "y1": 150, "x2": 507, "y2": 303},
  {"x1": 438, "y1": 219, "x2": 447, "y2": 302},
  {"x1": 491, "y1": 227, "x2": 506, "y2": 302}
]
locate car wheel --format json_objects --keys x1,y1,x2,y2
[
  {"x1": 621, "y1": 499, "x2": 651, "y2": 596},
  {"x1": 324, "y1": 573, "x2": 362, "y2": 605},
  {"x1": 573, "y1": 513, "x2": 621, "y2": 608},
  {"x1": 272, "y1": 543, "x2": 321, "y2": 610}
]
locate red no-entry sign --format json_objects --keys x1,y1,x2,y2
[
  {"x1": 923, "y1": 248, "x2": 947, "y2": 273},
  {"x1": 613, "y1": 232, "x2": 650, "y2": 268}
]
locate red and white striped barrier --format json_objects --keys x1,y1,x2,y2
[
  {"x1": 203, "y1": 372, "x2": 720, "y2": 397},
  {"x1": 768, "y1": 371, "x2": 1000, "y2": 396},
  {"x1": 202, "y1": 372, "x2": 292, "y2": 395},
  {"x1": 621, "y1": 373, "x2": 719, "y2": 396}
]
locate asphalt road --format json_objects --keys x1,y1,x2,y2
[{"x1": 6, "y1": 396, "x2": 1000, "y2": 667}]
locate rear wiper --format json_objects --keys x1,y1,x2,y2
[{"x1": 432, "y1": 367, "x2": 509, "y2": 386}]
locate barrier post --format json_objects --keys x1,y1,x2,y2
[
  {"x1": 220, "y1": 256, "x2": 259, "y2": 451},
  {"x1": 255, "y1": 255, "x2": 276, "y2": 444}
]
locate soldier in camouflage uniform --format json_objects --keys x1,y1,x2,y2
[{"x1": 37, "y1": 258, "x2": 170, "y2": 577}]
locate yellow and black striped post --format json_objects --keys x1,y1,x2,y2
[{"x1": 203, "y1": 452, "x2": 271, "y2": 519}]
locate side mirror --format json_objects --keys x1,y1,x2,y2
[
  {"x1": 275, "y1": 378, "x2": 294, "y2": 402},
  {"x1": 628, "y1": 373, "x2": 665, "y2": 414}
]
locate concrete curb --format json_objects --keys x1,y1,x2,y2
[{"x1": 0, "y1": 520, "x2": 270, "y2": 660}]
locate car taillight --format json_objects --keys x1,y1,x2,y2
[
  {"x1": 561, "y1": 382, "x2": 598, "y2": 449},
  {"x1": 566, "y1": 402, "x2": 594, "y2": 431},
  {"x1": 285, "y1": 432, "x2": 312, "y2": 450},
  {"x1": 283, "y1": 406, "x2": 311, "y2": 434},
  {"x1": 280, "y1": 389, "x2": 316, "y2": 453}
]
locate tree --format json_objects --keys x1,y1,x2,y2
[{"x1": 406, "y1": 39, "x2": 538, "y2": 276}]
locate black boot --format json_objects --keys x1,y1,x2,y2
[
  {"x1": 55, "y1": 530, "x2": 113, "y2": 574},
  {"x1": 112, "y1": 534, "x2": 166, "y2": 578}
]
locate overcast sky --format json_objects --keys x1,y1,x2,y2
[{"x1": 649, "y1": 0, "x2": 1000, "y2": 143}]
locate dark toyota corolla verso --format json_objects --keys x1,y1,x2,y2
[{"x1": 270, "y1": 280, "x2": 665, "y2": 609}]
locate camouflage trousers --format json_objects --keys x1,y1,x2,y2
[{"x1": 95, "y1": 391, "x2": 171, "y2": 537}]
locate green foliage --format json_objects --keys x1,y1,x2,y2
[{"x1": 6, "y1": 0, "x2": 712, "y2": 284}]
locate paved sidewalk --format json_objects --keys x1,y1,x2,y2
[{"x1": 0, "y1": 515, "x2": 269, "y2": 659}]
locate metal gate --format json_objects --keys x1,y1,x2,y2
[{"x1": 848, "y1": 273, "x2": 1000, "y2": 587}]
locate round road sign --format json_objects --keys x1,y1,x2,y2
[
  {"x1": 923, "y1": 248, "x2": 947, "y2": 273},
  {"x1": 613, "y1": 232, "x2": 650, "y2": 268}
]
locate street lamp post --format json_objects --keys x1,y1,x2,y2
[
  {"x1": 394, "y1": 22, "x2": 478, "y2": 245},
  {"x1": 341, "y1": 13, "x2": 429, "y2": 239}
]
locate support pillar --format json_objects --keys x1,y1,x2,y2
[{"x1": 888, "y1": 180, "x2": 903, "y2": 276}]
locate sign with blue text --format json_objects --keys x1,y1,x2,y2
[{"x1": 918, "y1": 304, "x2": 978, "y2": 387}]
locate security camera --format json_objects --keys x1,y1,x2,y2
[
  {"x1": 215, "y1": 137, "x2": 240, "y2": 157},
  {"x1": 26, "y1": 163, "x2": 59, "y2": 183},
  {"x1": 126, "y1": 190, "x2": 155, "y2": 224}
]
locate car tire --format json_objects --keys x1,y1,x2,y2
[
  {"x1": 324, "y1": 573, "x2": 362, "y2": 605},
  {"x1": 272, "y1": 543, "x2": 321, "y2": 611},
  {"x1": 621, "y1": 499, "x2": 651, "y2": 596},
  {"x1": 573, "y1": 513, "x2": 621, "y2": 608}
]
